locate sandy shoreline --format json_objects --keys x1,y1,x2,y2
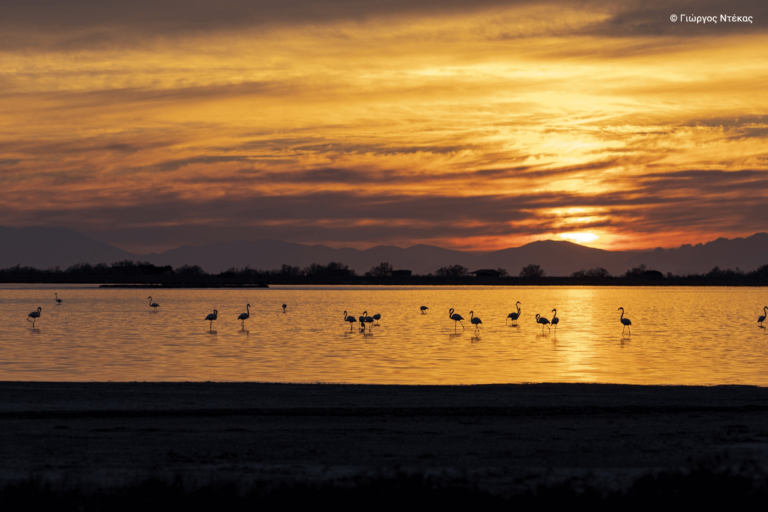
[{"x1": 2, "y1": 382, "x2": 768, "y2": 491}]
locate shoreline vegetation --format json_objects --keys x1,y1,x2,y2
[
  {"x1": 1, "y1": 260, "x2": 768, "y2": 286},
  {"x1": 2, "y1": 382, "x2": 768, "y2": 507},
  {"x1": 3, "y1": 466, "x2": 768, "y2": 508}
]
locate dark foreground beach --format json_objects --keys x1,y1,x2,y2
[{"x1": 2, "y1": 382, "x2": 768, "y2": 507}]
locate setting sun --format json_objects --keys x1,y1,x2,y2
[
  {"x1": 0, "y1": 1, "x2": 765, "y2": 253},
  {"x1": 559, "y1": 233, "x2": 599, "y2": 244}
]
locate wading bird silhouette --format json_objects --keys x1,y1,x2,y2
[
  {"x1": 343, "y1": 310, "x2": 357, "y2": 330},
  {"x1": 449, "y1": 308, "x2": 464, "y2": 331},
  {"x1": 204, "y1": 309, "x2": 218, "y2": 330},
  {"x1": 372, "y1": 313, "x2": 381, "y2": 325},
  {"x1": 360, "y1": 311, "x2": 374, "y2": 331},
  {"x1": 420, "y1": 306, "x2": 429, "y2": 314},
  {"x1": 759, "y1": 306, "x2": 767, "y2": 327},
  {"x1": 551, "y1": 309, "x2": 559, "y2": 331},
  {"x1": 148, "y1": 296, "x2": 160, "y2": 311},
  {"x1": 282, "y1": 304, "x2": 287, "y2": 313},
  {"x1": 27, "y1": 307, "x2": 42, "y2": 327},
  {"x1": 238, "y1": 304, "x2": 251, "y2": 329},
  {"x1": 506, "y1": 301, "x2": 521, "y2": 325},
  {"x1": 54, "y1": 293, "x2": 62, "y2": 305},
  {"x1": 618, "y1": 307, "x2": 632, "y2": 334},
  {"x1": 470, "y1": 311, "x2": 482, "y2": 332},
  {"x1": 358, "y1": 313, "x2": 367, "y2": 332},
  {"x1": 536, "y1": 313, "x2": 550, "y2": 333}
]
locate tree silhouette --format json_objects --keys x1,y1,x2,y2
[
  {"x1": 571, "y1": 267, "x2": 610, "y2": 278},
  {"x1": 367, "y1": 262, "x2": 393, "y2": 277},
  {"x1": 435, "y1": 264, "x2": 469, "y2": 277},
  {"x1": 519, "y1": 264, "x2": 545, "y2": 278}
]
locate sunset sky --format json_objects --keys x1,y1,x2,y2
[{"x1": 1, "y1": 0, "x2": 766, "y2": 254}]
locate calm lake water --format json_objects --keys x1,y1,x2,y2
[{"x1": 1, "y1": 284, "x2": 767, "y2": 385}]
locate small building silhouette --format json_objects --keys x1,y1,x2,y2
[
  {"x1": 391, "y1": 269, "x2": 412, "y2": 277},
  {"x1": 470, "y1": 269, "x2": 502, "y2": 278}
]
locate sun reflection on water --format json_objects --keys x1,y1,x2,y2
[{"x1": 0, "y1": 284, "x2": 766, "y2": 385}]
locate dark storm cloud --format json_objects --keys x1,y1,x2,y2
[{"x1": 2, "y1": 0, "x2": 765, "y2": 50}]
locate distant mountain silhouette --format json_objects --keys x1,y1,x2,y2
[
  {"x1": 0, "y1": 226, "x2": 136, "y2": 270},
  {"x1": 623, "y1": 233, "x2": 768, "y2": 275},
  {"x1": 480, "y1": 240, "x2": 639, "y2": 276},
  {"x1": 143, "y1": 236, "x2": 765, "y2": 276},
  {"x1": 2, "y1": 225, "x2": 767, "y2": 276}
]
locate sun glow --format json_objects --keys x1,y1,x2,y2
[
  {"x1": 559, "y1": 232, "x2": 599, "y2": 244},
  {"x1": 0, "y1": 4, "x2": 767, "y2": 253}
]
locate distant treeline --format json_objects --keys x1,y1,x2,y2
[
  {"x1": 0, "y1": 260, "x2": 354, "y2": 278},
  {"x1": 2, "y1": 260, "x2": 768, "y2": 283}
]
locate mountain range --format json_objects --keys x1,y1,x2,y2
[{"x1": 1, "y1": 225, "x2": 767, "y2": 277}]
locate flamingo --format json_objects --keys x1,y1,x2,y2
[
  {"x1": 148, "y1": 296, "x2": 160, "y2": 310},
  {"x1": 469, "y1": 311, "x2": 482, "y2": 332},
  {"x1": 358, "y1": 313, "x2": 367, "y2": 331},
  {"x1": 535, "y1": 313, "x2": 550, "y2": 332},
  {"x1": 344, "y1": 310, "x2": 357, "y2": 330},
  {"x1": 204, "y1": 309, "x2": 218, "y2": 330},
  {"x1": 420, "y1": 306, "x2": 428, "y2": 314},
  {"x1": 27, "y1": 307, "x2": 42, "y2": 327},
  {"x1": 618, "y1": 307, "x2": 631, "y2": 334},
  {"x1": 506, "y1": 301, "x2": 521, "y2": 325},
  {"x1": 372, "y1": 313, "x2": 381, "y2": 325},
  {"x1": 54, "y1": 293, "x2": 62, "y2": 305},
  {"x1": 449, "y1": 308, "x2": 464, "y2": 331},
  {"x1": 282, "y1": 304, "x2": 287, "y2": 313},
  {"x1": 758, "y1": 306, "x2": 767, "y2": 327},
  {"x1": 238, "y1": 304, "x2": 251, "y2": 329},
  {"x1": 360, "y1": 311, "x2": 374, "y2": 331},
  {"x1": 551, "y1": 309, "x2": 560, "y2": 331}
]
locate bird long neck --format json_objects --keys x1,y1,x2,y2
[
  {"x1": 148, "y1": 297, "x2": 152, "y2": 305},
  {"x1": 552, "y1": 309, "x2": 557, "y2": 319},
  {"x1": 247, "y1": 304, "x2": 250, "y2": 313},
  {"x1": 620, "y1": 309, "x2": 624, "y2": 321},
  {"x1": 449, "y1": 308, "x2": 454, "y2": 318}
]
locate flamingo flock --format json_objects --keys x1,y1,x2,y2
[{"x1": 16, "y1": 294, "x2": 768, "y2": 335}]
